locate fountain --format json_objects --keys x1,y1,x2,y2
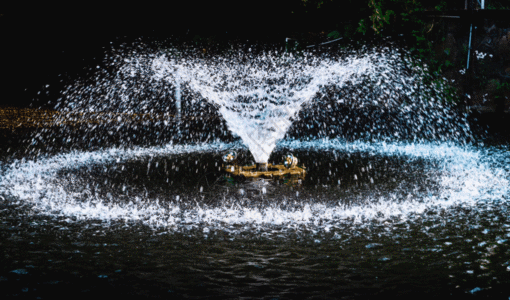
[{"x1": 0, "y1": 40, "x2": 509, "y2": 298}]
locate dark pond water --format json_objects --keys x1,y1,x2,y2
[{"x1": 1, "y1": 134, "x2": 510, "y2": 299}]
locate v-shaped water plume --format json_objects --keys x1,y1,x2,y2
[
  {"x1": 48, "y1": 44, "x2": 469, "y2": 157},
  {"x1": 149, "y1": 50, "x2": 375, "y2": 162},
  {"x1": 149, "y1": 47, "x2": 461, "y2": 163}
]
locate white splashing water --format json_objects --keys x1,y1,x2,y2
[
  {"x1": 151, "y1": 53, "x2": 376, "y2": 162},
  {"x1": 147, "y1": 47, "x2": 454, "y2": 163},
  {"x1": 53, "y1": 45, "x2": 469, "y2": 163},
  {"x1": 3, "y1": 43, "x2": 504, "y2": 234},
  {"x1": 0, "y1": 140, "x2": 508, "y2": 231}
]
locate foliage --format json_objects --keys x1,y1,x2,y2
[
  {"x1": 297, "y1": 0, "x2": 510, "y2": 105},
  {"x1": 327, "y1": 30, "x2": 341, "y2": 39},
  {"x1": 366, "y1": 0, "x2": 395, "y2": 35},
  {"x1": 486, "y1": 0, "x2": 510, "y2": 9},
  {"x1": 495, "y1": 81, "x2": 510, "y2": 100},
  {"x1": 300, "y1": 0, "x2": 332, "y2": 9}
]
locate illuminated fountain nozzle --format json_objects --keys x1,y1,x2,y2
[
  {"x1": 222, "y1": 151, "x2": 238, "y2": 164},
  {"x1": 283, "y1": 154, "x2": 298, "y2": 168}
]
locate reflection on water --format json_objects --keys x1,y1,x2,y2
[
  {"x1": 0, "y1": 203, "x2": 509, "y2": 298},
  {"x1": 0, "y1": 139, "x2": 509, "y2": 297}
]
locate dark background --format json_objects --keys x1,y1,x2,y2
[
  {"x1": 1, "y1": 2, "x2": 509, "y2": 144},
  {"x1": 1, "y1": 1, "x2": 344, "y2": 108},
  {"x1": 0, "y1": 1, "x2": 477, "y2": 108}
]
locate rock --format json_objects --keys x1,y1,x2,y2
[
  {"x1": 497, "y1": 32, "x2": 510, "y2": 57},
  {"x1": 444, "y1": 33, "x2": 457, "y2": 62}
]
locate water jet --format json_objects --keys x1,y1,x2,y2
[{"x1": 0, "y1": 39, "x2": 509, "y2": 298}]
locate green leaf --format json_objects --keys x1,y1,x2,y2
[{"x1": 327, "y1": 30, "x2": 341, "y2": 39}]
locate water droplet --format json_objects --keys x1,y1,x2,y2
[{"x1": 10, "y1": 269, "x2": 28, "y2": 275}]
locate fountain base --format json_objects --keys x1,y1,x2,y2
[{"x1": 223, "y1": 163, "x2": 306, "y2": 179}]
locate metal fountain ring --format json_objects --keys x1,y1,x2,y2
[{"x1": 222, "y1": 152, "x2": 306, "y2": 179}]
